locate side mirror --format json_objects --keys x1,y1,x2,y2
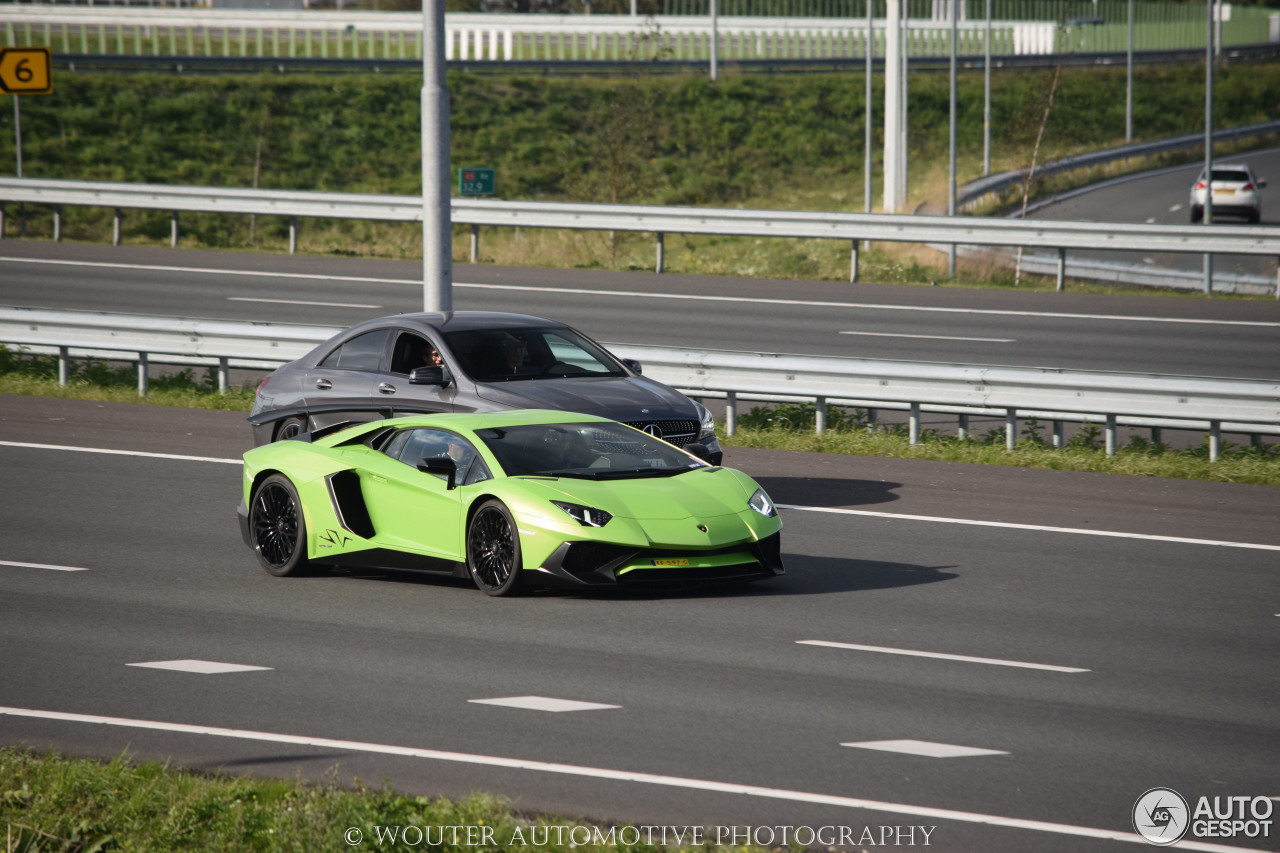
[
  {"x1": 417, "y1": 456, "x2": 457, "y2": 490},
  {"x1": 1258, "y1": 178, "x2": 1268, "y2": 188},
  {"x1": 410, "y1": 365, "x2": 451, "y2": 387},
  {"x1": 621, "y1": 358, "x2": 643, "y2": 375}
]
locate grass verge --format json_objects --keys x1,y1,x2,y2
[
  {"x1": 2, "y1": 349, "x2": 1277, "y2": 486},
  {"x1": 1, "y1": 746, "x2": 748, "y2": 853}
]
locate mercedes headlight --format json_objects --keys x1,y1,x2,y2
[
  {"x1": 696, "y1": 402, "x2": 716, "y2": 439},
  {"x1": 748, "y1": 488, "x2": 777, "y2": 518},
  {"x1": 552, "y1": 501, "x2": 613, "y2": 527}
]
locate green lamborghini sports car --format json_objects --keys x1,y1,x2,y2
[{"x1": 238, "y1": 410, "x2": 784, "y2": 595}]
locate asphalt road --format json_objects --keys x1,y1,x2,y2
[
  {"x1": 1025, "y1": 148, "x2": 1280, "y2": 281},
  {"x1": 1, "y1": 396, "x2": 1277, "y2": 852},
  {"x1": 2, "y1": 241, "x2": 1279, "y2": 381}
]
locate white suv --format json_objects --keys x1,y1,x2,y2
[{"x1": 1190, "y1": 163, "x2": 1265, "y2": 224}]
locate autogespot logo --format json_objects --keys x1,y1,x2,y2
[{"x1": 1134, "y1": 788, "x2": 1191, "y2": 846}]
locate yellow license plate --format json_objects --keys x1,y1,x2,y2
[
  {"x1": 652, "y1": 558, "x2": 690, "y2": 567},
  {"x1": 1217, "y1": 189, "x2": 1236, "y2": 195}
]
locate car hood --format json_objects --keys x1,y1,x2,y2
[
  {"x1": 525, "y1": 468, "x2": 754, "y2": 521},
  {"x1": 473, "y1": 376, "x2": 694, "y2": 422}
]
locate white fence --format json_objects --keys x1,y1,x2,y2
[
  {"x1": 1, "y1": 307, "x2": 1276, "y2": 460},
  {"x1": 3, "y1": 177, "x2": 1279, "y2": 294},
  {"x1": 0, "y1": 8, "x2": 1055, "y2": 60}
]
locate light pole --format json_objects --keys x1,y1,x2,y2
[
  {"x1": 422, "y1": 0, "x2": 452, "y2": 313},
  {"x1": 1203, "y1": 0, "x2": 1214, "y2": 294},
  {"x1": 948, "y1": 0, "x2": 957, "y2": 278}
]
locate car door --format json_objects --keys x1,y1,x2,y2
[
  {"x1": 302, "y1": 329, "x2": 391, "y2": 430},
  {"x1": 374, "y1": 330, "x2": 458, "y2": 417},
  {"x1": 353, "y1": 427, "x2": 471, "y2": 562}
]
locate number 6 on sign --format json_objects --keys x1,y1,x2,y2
[{"x1": 0, "y1": 48, "x2": 53, "y2": 95}]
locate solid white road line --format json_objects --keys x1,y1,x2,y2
[
  {"x1": 797, "y1": 640, "x2": 1090, "y2": 673},
  {"x1": 0, "y1": 440, "x2": 240, "y2": 465},
  {"x1": 838, "y1": 331, "x2": 1015, "y2": 343},
  {"x1": 5, "y1": 442, "x2": 1277, "y2": 552},
  {"x1": 5, "y1": 255, "x2": 1278, "y2": 328},
  {"x1": 228, "y1": 297, "x2": 381, "y2": 309},
  {"x1": 778, "y1": 504, "x2": 1280, "y2": 553},
  {"x1": 0, "y1": 705, "x2": 1257, "y2": 853},
  {"x1": 0, "y1": 559, "x2": 88, "y2": 572}
]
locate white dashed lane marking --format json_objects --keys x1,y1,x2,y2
[
  {"x1": 842, "y1": 740, "x2": 1009, "y2": 759},
  {"x1": 468, "y1": 696, "x2": 620, "y2": 713},
  {"x1": 126, "y1": 660, "x2": 273, "y2": 675}
]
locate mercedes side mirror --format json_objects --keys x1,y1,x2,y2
[{"x1": 409, "y1": 365, "x2": 452, "y2": 387}]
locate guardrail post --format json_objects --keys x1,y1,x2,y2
[
  {"x1": 58, "y1": 346, "x2": 69, "y2": 387},
  {"x1": 1056, "y1": 247, "x2": 1066, "y2": 291},
  {"x1": 1275, "y1": 260, "x2": 1279, "y2": 300},
  {"x1": 957, "y1": 413, "x2": 968, "y2": 440},
  {"x1": 866, "y1": 407, "x2": 877, "y2": 432},
  {"x1": 850, "y1": 240, "x2": 859, "y2": 283},
  {"x1": 170, "y1": 212, "x2": 179, "y2": 248},
  {"x1": 470, "y1": 224, "x2": 479, "y2": 263},
  {"x1": 725, "y1": 390, "x2": 737, "y2": 436},
  {"x1": 656, "y1": 232, "x2": 664, "y2": 274},
  {"x1": 909, "y1": 402, "x2": 921, "y2": 444},
  {"x1": 1151, "y1": 427, "x2": 1162, "y2": 445},
  {"x1": 113, "y1": 210, "x2": 122, "y2": 246},
  {"x1": 1209, "y1": 420, "x2": 1221, "y2": 462},
  {"x1": 1105, "y1": 413, "x2": 1117, "y2": 456},
  {"x1": 1053, "y1": 420, "x2": 1064, "y2": 448},
  {"x1": 218, "y1": 357, "x2": 229, "y2": 394},
  {"x1": 53, "y1": 207, "x2": 62, "y2": 243},
  {"x1": 136, "y1": 352, "x2": 149, "y2": 396},
  {"x1": 816, "y1": 396, "x2": 826, "y2": 435},
  {"x1": 0, "y1": 204, "x2": 5, "y2": 239},
  {"x1": 289, "y1": 218, "x2": 298, "y2": 254},
  {"x1": 1005, "y1": 408, "x2": 1017, "y2": 450}
]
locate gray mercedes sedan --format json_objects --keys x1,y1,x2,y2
[{"x1": 248, "y1": 312, "x2": 722, "y2": 463}]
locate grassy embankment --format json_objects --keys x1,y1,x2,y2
[
  {"x1": 2, "y1": 745, "x2": 748, "y2": 853},
  {"x1": 1, "y1": 61, "x2": 1278, "y2": 286}
]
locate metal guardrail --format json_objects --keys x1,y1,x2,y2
[
  {"x1": 959, "y1": 119, "x2": 1280, "y2": 212},
  {"x1": 3, "y1": 178, "x2": 1279, "y2": 294},
  {"x1": 1, "y1": 307, "x2": 1276, "y2": 461}
]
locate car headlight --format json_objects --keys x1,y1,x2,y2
[
  {"x1": 696, "y1": 402, "x2": 716, "y2": 439},
  {"x1": 748, "y1": 488, "x2": 776, "y2": 518},
  {"x1": 552, "y1": 501, "x2": 613, "y2": 527}
]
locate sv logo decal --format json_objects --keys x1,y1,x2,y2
[{"x1": 319, "y1": 529, "x2": 352, "y2": 548}]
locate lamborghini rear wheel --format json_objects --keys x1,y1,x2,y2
[
  {"x1": 250, "y1": 474, "x2": 310, "y2": 577},
  {"x1": 467, "y1": 500, "x2": 523, "y2": 596}
]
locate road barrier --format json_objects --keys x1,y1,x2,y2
[
  {"x1": 3, "y1": 177, "x2": 1279, "y2": 296},
  {"x1": 2, "y1": 307, "x2": 1276, "y2": 461}
]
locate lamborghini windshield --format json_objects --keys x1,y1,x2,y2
[
  {"x1": 475, "y1": 422, "x2": 706, "y2": 479},
  {"x1": 444, "y1": 327, "x2": 626, "y2": 383}
]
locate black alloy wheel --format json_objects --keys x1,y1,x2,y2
[
  {"x1": 250, "y1": 474, "x2": 310, "y2": 577},
  {"x1": 275, "y1": 417, "x2": 308, "y2": 441},
  {"x1": 466, "y1": 500, "x2": 523, "y2": 596}
]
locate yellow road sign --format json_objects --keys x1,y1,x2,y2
[{"x1": 0, "y1": 47, "x2": 53, "y2": 95}]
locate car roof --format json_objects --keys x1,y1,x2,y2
[
  {"x1": 342, "y1": 409, "x2": 617, "y2": 437},
  {"x1": 342, "y1": 311, "x2": 570, "y2": 336}
]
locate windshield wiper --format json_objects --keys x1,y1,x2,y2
[
  {"x1": 588, "y1": 467, "x2": 684, "y2": 479},
  {"x1": 516, "y1": 470, "x2": 599, "y2": 480}
]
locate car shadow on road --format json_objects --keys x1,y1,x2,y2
[{"x1": 750, "y1": 476, "x2": 901, "y2": 509}]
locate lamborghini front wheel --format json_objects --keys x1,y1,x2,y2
[{"x1": 466, "y1": 500, "x2": 523, "y2": 596}]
